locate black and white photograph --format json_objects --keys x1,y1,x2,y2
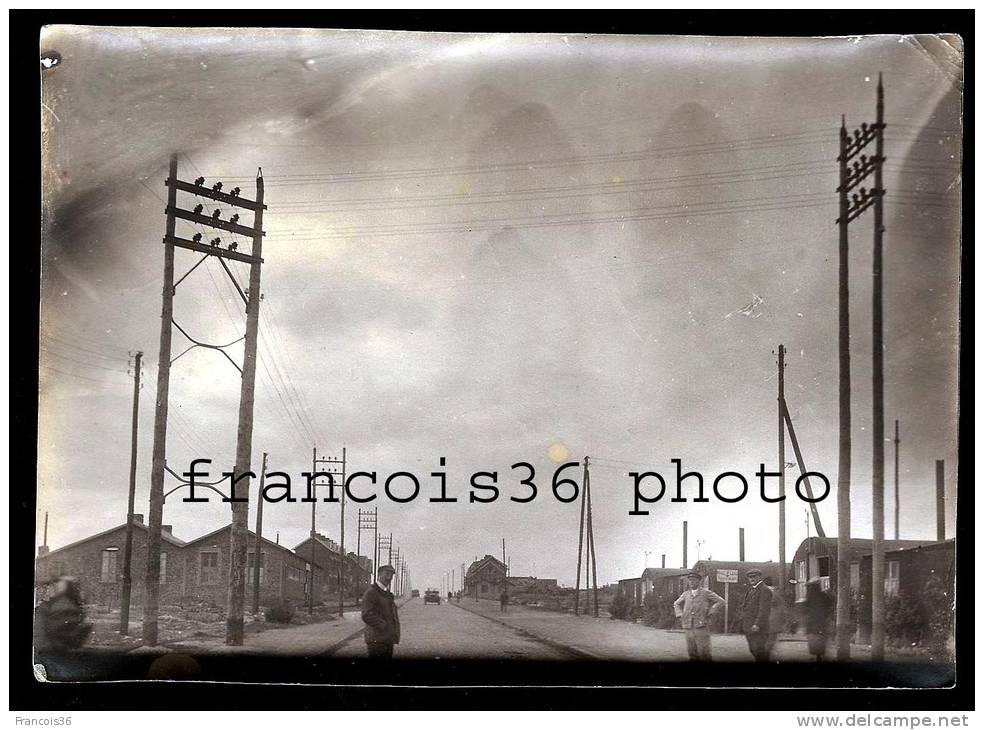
[{"x1": 21, "y1": 15, "x2": 970, "y2": 713}]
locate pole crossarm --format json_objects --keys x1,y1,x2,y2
[
  {"x1": 168, "y1": 177, "x2": 268, "y2": 211},
  {"x1": 168, "y1": 205, "x2": 265, "y2": 239},
  {"x1": 165, "y1": 234, "x2": 263, "y2": 265}
]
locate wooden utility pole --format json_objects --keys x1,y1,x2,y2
[
  {"x1": 778, "y1": 344, "x2": 787, "y2": 587},
  {"x1": 251, "y1": 452, "x2": 268, "y2": 615},
  {"x1": 585, "y1": 457, "x2": 599, "y2": 617},
  {"x1": 309, "y1": 446, "x2": 317, "y2": 615},
  {"x1": 339, "y1": 447, "x2": 347, "y2": 616},
  {"x1": 225, "y1": 167, "x2": 265, "y2": 646},
  {"x1": 143, "y1": 154, "x2": 178, "y2": 646},
  {"x1": 835, "y1": 75, "x2": 885, "y2": 660},
  {"x1": 573, "y1": 457, "x2": 588, "y2": 616},
  {"x1": 835, "y1": 115, "x2": 853, "y2": 661},
  {"x1": 936, "y1": 460, "x2": 945, "y2": 541},
  {"x1": 782, "y1": 402, "x2": 826, "y2": 538},
  {"x1": 119, "y1": 350, "x2": 142, "y2": 635},
  {"x1": 869, "y1": 74, "x2": 887, "y2": 662},
  {"x1": 682, "y1": 521, "x2": 688, "y2": 569},
  {"x1": 141, "y1": 155, "x2": 267, "y2": 645},
  {"x1": 894, "y1": 420, "x2": 900, "y2": 540}
]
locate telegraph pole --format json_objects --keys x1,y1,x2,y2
[
  {"x1": 893, "y1": 420, "x2": 900, "y2": 540},
  {"x1": 143, "y1": 155, "x2": 178, "y2": 646},
  {"x1": 309, "y1": 447, "x2": 317, "y2": 615},
  {"x1": 778, "y1": 344, "x2": 787, "y2": 587},
  {"x1": 339, "y1": 447, "x2": 347, "y2": 615},
  {"x1": 573, "y1": 457, "x2": 588, "y2": 616},
  {"x1": 119, "y1": 350, "x2": 142, "y2": 635},
  {"x1": 314, "y1": 450, "x2": 347, "y2": 613},
  {"x1": 138, "y1": 155, "x2": 268, "y2": 646},
  {"x1": 251, "y1": 452, "x2": 268, "y2": 615},
  {"x1": 835, "y1": 75, "x2": 886, "y2": 659},
  {"x1": 870, "y1": 75, "x2": 887, "y2": 662},
  {"x1": 359, "y1": 508, "x2": 378, "y2": 589},
  {"x1": 225, "y1": 166, "x2": 266, "y2": 646},
  {"x1": 585, "y1": 457, "x2": 599, "y2": 617}
]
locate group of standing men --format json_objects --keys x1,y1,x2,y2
[{"x1": 673, "y1": 567, "x2": 801, "y2": 662}]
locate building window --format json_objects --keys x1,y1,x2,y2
[
  {"x1": 100, "y1": 547, "x2": 120, "y2": 583},
  {"x1": 817, "y1": 556, "x2": 831, "y2": 577},
  {"x1": 200, "y1": 551, "x2": 220, "y2": 585},
  {"x1": 160, "y1": 552, "x2": 168, "y2": 584},
  {"x1": 247, "y1": 552, "x2": 266, "y2": 585},
  {"x1": 885, "y1": 561, "x2": 900, "y2": 597}
]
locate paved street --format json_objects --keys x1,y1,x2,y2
[
  {"x1": 456, "y1": 599, "x2": 875, "y2": 663},
  {"x1": 333, "y1": 598, "x2": 568, "y2": 660}
]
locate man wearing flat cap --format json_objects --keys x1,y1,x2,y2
[
  {"x1": 739, "y1": 568, "x2": 773, "y2": 662},
  {"x1": 673, "y1": 570, "x2": 725, "y2": 661},
  {"x1": 360, "y1": 564, "x2": 401, "y2": 659}
]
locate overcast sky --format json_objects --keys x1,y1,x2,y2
[{"x1": 38, "y1": 28, "x2": 962, "y2": 590}]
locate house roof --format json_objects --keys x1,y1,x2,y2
[
  {"x1": 793, "y1": 536, "x2": 938, "y2": 562},
  {"x1": 38, "y1": 521, "x2": 187, "y2": 559},
  {"x1": 184, "y1": 524, "x2": 305, "y2": 561},
  {"x1": 859, "y1": 538, "x2": 955, "y2": 561},
  {"x1": 640, "y1": 567, "x2": 690, "y2": 581},
  {"x1": 465, "y1": 555, "x2": 507, "y2": 580}
]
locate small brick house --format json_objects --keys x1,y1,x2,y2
[
  {"x1": 34, "y1": 514, "x2": 188, "y2": 609},
  {"x1": 464, "y1": 555, "x2": 507, "y2": 598},
  {"x1": 183, "y1": 524, "x2": 318, "y2": 608},
  {"x1": 293, "y1": 532, "x2": 372, "y2": 601}
]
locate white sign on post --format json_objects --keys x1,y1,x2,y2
[{"x1": 717, "y1": 568, "x2": 739, "y2": 584}]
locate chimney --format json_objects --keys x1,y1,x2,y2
[
  {"x1": 162, "y1": 525, "x2": 173, "y2": 535},
  {"x1": 37, "y1": 545, "x2": 49, "y2": 557},
  {"x1": 661, "y1": 554, "x2": 666, "y2": 568},
  {"x1": 739, "y1": 527, "x2": 745, "y2": 561},
  {"x1": 682, "y1": 521, "x2": 688, "y2": 569},
  {"x1": 936, "y1": 459, "x2": 945, "y2": 541},
  {"x1": 132, "y1": 513, "x2": 144, "y2": 525}
]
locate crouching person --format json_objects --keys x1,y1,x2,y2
[{"x1": 361, "y1": 564, "x2": 400, "y2": 659}]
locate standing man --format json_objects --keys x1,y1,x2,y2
[
  {"x1": 360, "y1": 564, "x2": 400, "y2": 659},
  {"x1": 499, "y1": 586, "x2": 509, "y2": 613},
  {"x1": 739, "y1": 568, "x2": 772, "y2": 662},
  {"x1": 673, "y1": 570, "x2": 725, "y2": 661}
]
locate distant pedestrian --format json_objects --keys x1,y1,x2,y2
[
  {"x1": 672, "y1": 570, "x2": 725, "y2": 661},
  {"x1": 803, "y1": 580, "x2": 834, "y2": 662},
  {"x1": 739, "y1": 568, "x2": 772, "y2": 662},
  {"x1": 499, "y1": 588, "x2": 509, "y2": 613},
  {"x1": 360, "y1": 565, "x2": 400, "y2": 659},
  {"x1": 762, "y1": 576, "x2": 787, "y2": 659}
]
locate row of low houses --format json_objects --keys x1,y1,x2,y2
[
  {"x1": 617, "y1": 536, "x2": 955, "y2": 640},
  {"x1": 34, "y1": 515, "x2": 373, "y2": 610}
]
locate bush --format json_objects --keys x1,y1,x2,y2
[
  {"x1": 608, "y1": 590, "x2": 630, "y2": 620},
  {"x1": 920, "y1": 574, "x2": 954, "y2": 653},
  {"x1": 264, "y1": 600, "x2": 295, "y2": 624},
  {"x1": 885, "y1": 594, "x2": 922, "y2": 646}
]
